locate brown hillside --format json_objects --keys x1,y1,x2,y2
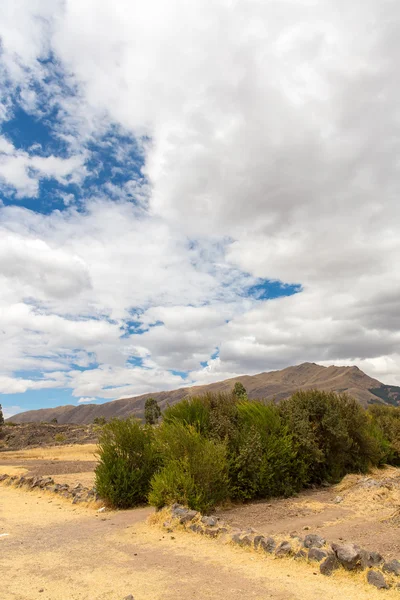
[{"x1": 8, "y1": 362, "x2": 400, "y2": 425}]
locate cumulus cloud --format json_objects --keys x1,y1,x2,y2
[
  {"x1": 78, "y1": 397, "x2": 96, "y2": 404},
  {"x1": 1, "y1": 0, "x2": 400, "y2": 405}
]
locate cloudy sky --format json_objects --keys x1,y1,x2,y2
[{"x1": 1, "y1": 1, "x2": 400, "y2": 418}]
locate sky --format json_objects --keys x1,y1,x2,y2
[{"x1": 1, "y1": 1, "x2": 400, "y2": 419}]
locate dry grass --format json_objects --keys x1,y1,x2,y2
[{"x1": 0, "y1": 444, "x2": 97, "y2": 462}]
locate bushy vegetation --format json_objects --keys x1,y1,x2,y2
[
  {"x1": 95, "y1": 389, "x2": 400, "y2": 512},
  {"x1": 0, "y1": 404, "x2": 4, "y2": 427},
  {"x1": 95, "y1": 418, "x2": 159, "y2": 508},
  {"x1": 144, "y1": 397, "x2": 161, "y2": 425}
]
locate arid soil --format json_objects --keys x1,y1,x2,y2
[
  {"x1": 2, "y1": 484, "x2": 400, "y2": 600},
  {"x1": 216, "y1": 467, "x2": 400, "y2": 560},
  {"x1": 1, "y1": 445, "x2": 399, "y2": 599}
]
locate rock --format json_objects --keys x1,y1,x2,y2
[
  {"x1": 201, "y1": 516, "x2": 217, "y2": 527},
  {"x1": 0, "y1": 474, "x2": 9, "y2": 482},
  {"x1": 304, "y1": 534, "x2": 326, "y2": 549},
  {"x1": 334, "y1": 496, "x2": 344, "y2": 504},
  {"x1": 294, "y1": 549, "x2": 307, "y2": 560},
  {"x1": 360, "y1": 550, "x2": 384, "y2": 569},
  {"x1": 367, "y1": 570, "x2": 389, "y2": 590},
  {"x1": 203, "y1": 527, "x2": 221, "y2": 538},
  {"x1": 254, "y1": 536, "x2": 276, "y2": 553},
  {"x1": 332, "y1": 543, "x2": 362, "y2": 571},
  {"x1": 320, "y1": 554, "x2": 340, "y2": 576},
  {"x1": 231, "y1": 532, "x2": 253, "y2": 547},
  {"x1": 174, "y1": 508, "x2": 198, "y2": 525},
  {"x1": 188, "y1": 523, "x2": 202, "y2": 534},
  {"x1": 383, "y1": 559, "x2": 400, "y2": 576},
  {"x1": 97, "y1": 507, "x2": 106, "y2": 513},
  {"x1": 308, "y1": 548, "x2": 329, "y2": 562},
  {"x1": 275, "y1": 541, "x2": 292, "y2": 557},
  {"x1": 123, "y1": 595, "x2": 135, "y2": 600}
]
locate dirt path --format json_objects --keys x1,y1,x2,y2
[{"x1": 1, "y1": 486, "x2": 398, "y2": 600}]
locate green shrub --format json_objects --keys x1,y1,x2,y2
[
  {"x1": 163, "y1": 397, "x2": 210, "y2": 435},
  {"x1": 229, "y1": 402, "x2": 307, "y2": 500},
  {"x1": 145, "y1": 397, "x2": 161, "y2": 425},
  {"x1": 0, "y1": 404, "x2": 4, "y2": 427},
  {"x1": 279, "y1": 390, "x2": 380, "y2": 483},
  {"x1": 149, "y1": 421, "x2": 229, "y2": 512},
  {"x1": 95, "y1": 418, "x2": 158, "y2": 508},
  {"x1": 93, "y1": 416, "x2": 107, "y2": 426},
  {"x1": 368, "y1": 405, "x2": 400, "y2": 465},
  {"x1": 54, "y1": 433, "x2": 66, "y2": 443}
]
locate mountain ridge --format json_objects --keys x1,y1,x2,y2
[{"x1": 7, "y1": 362, "x2": 400, "y2": 425}]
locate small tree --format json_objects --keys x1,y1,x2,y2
[
  {"x1": 145, "y1": 397, "x2": 161, "y2": 425},
  {"x1": 0, "y1": 404, "x2": 4, "y2": 426},
  {"x1": 51, "y1": 418, "x2": 58, "y2": 424},
  {"x1": 94, "y1": 416, "x2": 107, "y2": 426},
  {"x1": 233, "y1": 382, "x2": 247, "y2": 401}
]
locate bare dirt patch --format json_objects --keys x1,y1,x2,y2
[
  {"x1": 2, "y1": 485, "x2": 400, "y2": 600},
  {"x1": 216, "y1": 466, "x2": 400, "y2": 560}
]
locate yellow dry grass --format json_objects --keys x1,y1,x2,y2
[
  {"x1": 0, "y1": 443, "x2": 98, "y2": 462},
  {"x1": 334, "y1": 465, "x2": 400, "y2": 519}
]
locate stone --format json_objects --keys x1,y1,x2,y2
[
  {"x1": 275, "y1": 541, "x2": 292, "y2": 557},
  {"x1": 360, "y1": 550, "x2": 384, "y2": 569},
  {"x1": 320, "y1": 554, "x2": 340, "y2": 576},
  {"x1": 123, "y1": 596, "x2": 135, "y2": 600},
  {"x1": 201, "y1": 516, "x2": 217, "y2": 527},
  {"x1": 188, "y1": 523, "x2": 202, "y2": 534},
  {"x1": 0, "y1": 474, "x2": 9, "y2": 482},
  {"x1": 308, "y1": 548, "x2": 329, "y2": 562},
  {"x1": 178, "y1": 509, "x2": 198, "y2": 525},
  {"x1": 304, "y1": 534, "x2": 326, "y2": 549},
  {"x1": 332, "y1": 543, "x2": 362, "y2": 571},
  {"x1": 294, "y1": 549, "x2": 307, "y2": 560},
  {"x1": 334, "y1": 496, "x2": 344, "y2": 504},
  {"x1": 367, "y1": 570, "x2": 389, "y2": 590},
  {"x1": 203, "y1": 527, "x2": 220, "y2": 538},
  {"x1": 383, "y1": 559, "x2": 400, "y2": 576},
  {"x1": 254, "y1": 536, "x2": 276, "y2": 554},
  {"x1": 231, "y1": 532, "x2": 253, "y2": 547}
]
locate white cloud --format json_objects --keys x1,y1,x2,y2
[
  {"x1": 78, "y1": 397, "x2": 96, "y2": 404},
  {"x1": 0, "y1": 136, "x2": 87, "y2": 197},
  {"x1": 1, "y1": 0, "x2": 400, "y2": 403}
]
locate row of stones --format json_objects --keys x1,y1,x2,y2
[
  {"x1": 167, "y1": 504, "x2": 400, "y2": 592},
  {"x1": 0, "y1": 473, "x2": 99, "y2": 505}
]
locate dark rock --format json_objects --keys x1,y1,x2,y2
[
  {"x1": 179, "y1": 510, "x2": 198, "y2": 525},
  {"x1": 294, "y1": 549, "x2": 307, "y2": 560},
  {"x1": 203, "y1": 527, "x2": 220, "y2": 538},
  {"x1": 0, "y1": 474, "x2": 9, "y2": 482},
  {"x1": 201, "y1": 516, "x2": 217, "y2": 527},
  {"x1": 367, "y1": 570, "x2": 389, "y2": 590},
  {"x1": 123, "y1": 596, "x2": 135, "y2": 600},
  {"x1": 254, "y1": 536, "x2": 276, "y2": 554},
  {"x1": 308, "y1": 548, "x2": 329, "y2": 562},
  {"x1": 188, "y1": 523, "x2": 202, "y2": 534},
  {"x1": 275, "y1": 541, "x2": 292, "y2": 557},
  {"x1": 383, "y1": 559, "x2": 400, "y2": 576},
  {"x1": 320, "y1": 554, "x2": 340, "y2": 576},
  {"x1": 360, "y1": 550, "x2": 384, "y2": 569},
  {"x1": 231, "y1": 532, "x2": 253, "y2": 547},
  {"x1": 332, "y1": 543, "x2": 362, "y2": 571},
  {"x1": 304, "y1": 534, "x2": 326, "y2": 549}
]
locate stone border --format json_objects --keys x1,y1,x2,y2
[
  {"x1": 159, "y1": 504, "x2": 400, "y2": 592},
  {"x1": 0, "y1": 473, "x2": 100, "y2": 505}
]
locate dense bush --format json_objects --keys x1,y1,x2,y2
[
  {"x1": 149, "y1": 421, "x2": 229, "y2": 512},
  {"x1": 95, "y1": 418, "x2": 158, "y2": 508},
  {"x1": 368, "y1": 405, "x2": 400, "y2": 466},
  {"x1": 279, "y1": 390, "x2": 381, "y2": 483},
  {"x1": 95, "y1": 389, "x2": 400, "y2": 511},
  {"x1": 144, "y1": 397, "x2": 161, "y2": 425}
]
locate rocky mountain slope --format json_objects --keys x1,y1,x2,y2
[{"x1": 8, "y1": 362, "x2": 400, "y2": 425}]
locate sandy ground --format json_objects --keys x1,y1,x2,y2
[
  {"x1": 2, "y1": 485, "x2": 400, "y2": 600},
  {"x1": 216, "y1": 466, "x2": 400, "y2": 560}
]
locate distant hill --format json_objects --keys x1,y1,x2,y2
[{"x1": 8, "y1": 362, "x2": 400, "y2": 425}]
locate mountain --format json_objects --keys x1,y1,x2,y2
[{"x1": 8, "y1": 362, "x2": 400, "y2": 425}]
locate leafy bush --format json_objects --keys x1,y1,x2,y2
[
  {"x1": 163, "y1": 397, "x2": 210, "y2": 435},
  {"x1": 94, "y1": 416, "x2": 107, "y2": 426},
  {"x1": 54, "y1": 433, "x2": 66, "y2": 443},
  {"x1": 279, "y1": 390, "x2": 380, "y2": 483},
  {"x1": 95, "y1": 418, "x2": 158, "y2": 508},
  {"x1": 149, "y1": 421, "x2": 229, "y2": 512},
  {"x1": 145, "y1": 397, "x2": 161, "y2": 425},
  {"x1": 0, "y1": 404, "x2": 4, "y2": 427},
  {"x1": 368, "y1": 405, "x2": 400, "y2": 465},
  {"x1": 229, "y1": 402, "x2": 306, "y2": 500},
  {"x1": 233, "y1": 382, "x2": 248, "y2": 401}
]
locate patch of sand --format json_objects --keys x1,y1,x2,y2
[{"x1": 1, "y1": 485, "x2": 399, "y2": 600}]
